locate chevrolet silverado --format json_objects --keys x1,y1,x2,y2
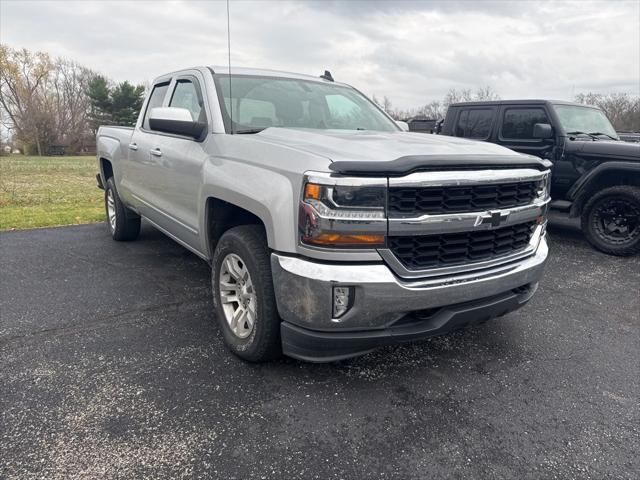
[{"x1": 96, "y1": 67, "x2": 551, "y2": 362}]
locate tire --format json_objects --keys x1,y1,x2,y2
[
  {"x1": 104, "y1": 177, "x2": 141, "y2": 241},
  {"x1": 581, "y1": 185, "x2": 640, "y2": 256},
  {"x1": 211, "y1": 225, "x2": 282, "y2": 362}
]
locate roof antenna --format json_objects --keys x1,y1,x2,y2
[
  {"x1": 320, "y1": 70, "x2": 334, "y2": 82},
  {"x1": 226, "y1": 0, "x2": 234, "y2": 134}
]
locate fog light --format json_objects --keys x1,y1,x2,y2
[{"x1": 332, "y1": 286, "x2": 352, "y2": 320}]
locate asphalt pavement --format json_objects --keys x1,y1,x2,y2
[{"x1": 1, "y1": 216, "x2": 639, "y2": 479}]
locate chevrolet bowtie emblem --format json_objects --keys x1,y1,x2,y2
[{"x1": 478, "y1": 210, "x2": 510, "y2": 227}]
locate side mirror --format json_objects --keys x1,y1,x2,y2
[
  {"x1": 148, "y1": 107, "x2": 206, "y2": 139},
  {"x1": 533, "y1": 123, "x2": 553, "y2": 140},
  {"x1": 396, "y1": 120, "x2": 410, "y2": 132},
  {"x1": 434, "y1": 119, "x2": 444, "y2": 134}
]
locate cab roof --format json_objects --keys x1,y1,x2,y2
[
  {"x1": 449, "y1": 99, "x2": 600, "y2": 109},
  {"x1": 209, "y1": 66, "x2": 349, "y2": 86}
]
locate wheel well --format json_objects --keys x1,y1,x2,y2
[
  {"x1": 572, "y1": 169, "x2": 640, "y2": 216},
  {"x1": 101, "y1": 158, "x2": 114, "y2": 180},
  {"x1": 205, "y1": 198, "x2": 264, "y2": 256}
]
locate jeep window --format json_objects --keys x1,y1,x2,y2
[
  {"x1": 213, "y1": 74, "x2": 398, "y2": 133},
  {"x1": 553, "y1": 104, "x2": 617, "y2": 138},
  {"x1": 501, "y1": 108, "x2": 549, "y2": 140},
  {"x1": 169, "y1": 79, "x2": 205, "y2": 122},
  {"x1": 455, "y1": 109, "x2": 493, "y2": 139},
  {"x1": 143, "y1": 82, "x2": 170, "y2": 130}
]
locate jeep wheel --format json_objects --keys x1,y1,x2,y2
[
  {"x1": 105, "y1": 178, "x2": 141, "y2": 241},
  {"x1": 581, "y1": 185, "x2": 640, "y2": 256},
  {"x1": 211, "y1": 225, "x2": 281, "y2": 362}
]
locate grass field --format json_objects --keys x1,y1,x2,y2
[{"x1": 0, "y1": 155, "x2": 105, "y2": 231}]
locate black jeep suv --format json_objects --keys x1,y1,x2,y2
[{"x1": 439, "y1": 100, "x2": 640, "y2": 255}]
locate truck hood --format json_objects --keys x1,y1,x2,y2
[
  {"x1": 569, "y1": 138, "x2": 640, "y2": 162},
  {"x1": 254, "y1": 128, "x2": 550, "y2": 174}
]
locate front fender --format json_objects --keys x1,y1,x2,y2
[
  {"x1": 568, "y1": 161, "x2": 640, "y2": 216},
  {"x1": 199, "y1": 161, "x2": 299, "y2": 255}
]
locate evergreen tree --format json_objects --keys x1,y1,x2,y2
[
  {"x1": 86, "y1": 77, "x2": 145, "y2": 129},
  {"x1": 110, "y1": 81, "x2": 145, "y2": 127}
]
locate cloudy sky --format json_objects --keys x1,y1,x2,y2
[{"x1": 1, "y1": 0, "x2": 638, "y2": 109}]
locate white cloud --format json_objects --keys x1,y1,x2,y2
[{"x1": 1, "y1": 0, "x2": 638, "y2": 109}]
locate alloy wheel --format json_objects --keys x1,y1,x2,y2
[
  {"x1": 219, "y1": 253, "x2": 257, "y2": 338},
  {"x1": 107, "y1": 188, "x2": 116, "y2": 232}
]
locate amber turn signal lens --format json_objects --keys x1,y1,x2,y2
[
  {"x1": 304, "y1": 183, "x2": 322, "y2": 200},
  {"x1": 304, "y1": 233, "x2": 384, "y2": 247}
]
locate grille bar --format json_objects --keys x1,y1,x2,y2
[
  {"x1": 388, "y1": 221, "x2": 537, "y2": 270},
  {"x1": 388, "y1": 181, "x2": 540, "y2": 216}
]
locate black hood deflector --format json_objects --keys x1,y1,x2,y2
[{"x1": 329, "y1": 154, "x2": 553, "y2": 176}]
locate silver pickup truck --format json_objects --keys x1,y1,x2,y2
[{"x1": 96, "y1": 67, "x2": 551, "y2": 362}]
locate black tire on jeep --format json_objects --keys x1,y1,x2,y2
[
  {"x1": 211, "y1": 225, "x2": 282, "y2": 362},
  {"x1": 104, "y1": 177, "x2": 141, "y2": 241},
  {"x1": 581, "y1": 185, "x2": 640, "y2": 256}
]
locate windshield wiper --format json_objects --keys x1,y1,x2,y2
[
  {"x1": 589, "y1": 132, "x2": 618, "y2": 140},
  {"x1": 566, "y1": 130, "x2": 598, "y2": 140},
  {"x1": 234, "y1": 127, "x2": 266, "y2": 134}
]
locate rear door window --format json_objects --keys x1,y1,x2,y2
[
  {"x1": 501, "y1": 108, "x2": 549, "y2": 140},
  {"x1": 454, "y1": 109, "x2": 494, "y2": 139},
  {"x1": 142, "y1": 82, "x2": 170, "y2": 130}
]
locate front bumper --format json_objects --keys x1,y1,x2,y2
[
  {"x1": 281, "y1": 286, "x2": 537, "y2": 362},
  {"x1": 271, "y1": 236, "x2": 548, "y2": 360}
]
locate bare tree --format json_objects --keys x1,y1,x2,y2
[
  {"x1": 1, "y1": 45, "x2": 98, "y2": 154},
  {"x1": 575, "y1": 92, "x2": 640, "y2": 131},
  {"x1": 51, "y1": 59, "x2": 94, "y2": 152},
  {"x1": 376, "y1": 86, "x2": 500, "y2": 121},
  {"x1": 0, "y1": 45, "x2": 56, "y2": 155}
]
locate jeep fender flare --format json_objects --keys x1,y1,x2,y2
[{"x1": 568, "y1": 161, "x2": 640, "y2": 216}]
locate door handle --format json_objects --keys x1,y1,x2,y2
[
  {"x1": 150, "y1": 148, "x2": 162, "y2": 157},
  {"x1": 128, "y1": 143, "x2": 138, "y2": 151}
]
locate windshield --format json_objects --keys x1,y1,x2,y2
[
  {"x1": 212, "y1": 74, "x2": 398, "y2": 133},
  {"x1": 553, "y1": 104, "x2": 618, "y2": 138}
]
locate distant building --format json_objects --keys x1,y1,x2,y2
[{"x1": 47, "y1": 144, "x2": 67, "y2": 156}]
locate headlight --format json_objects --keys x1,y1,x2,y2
[
  {"x1": 536, "y1": 172, "x2": 551, "y2": 200},
  {"x1": 299, "y1": 173, "x2": 386, "y2": 248}
]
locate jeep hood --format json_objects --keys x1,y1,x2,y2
[
  {"x1": 254, "y1": 128, "x2": 551, "y2": 174},
  {"x1": 570, "y1": 138, "x2": 640, "y2": 162}
]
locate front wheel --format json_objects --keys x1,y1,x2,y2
[
  {"x1": 581, "y1": 185, "x2": 640, "y2": 256},
  {"x1": 211, "y1": 225, "x2": 281, "y2": 362}
]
